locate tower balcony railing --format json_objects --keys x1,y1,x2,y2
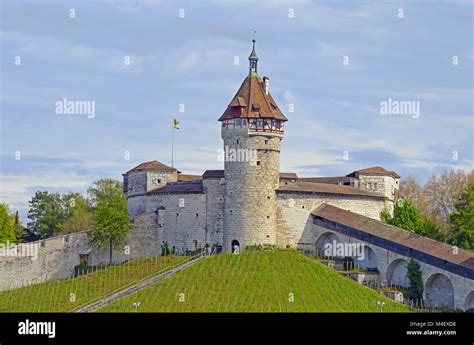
[{"x1": 222, "y1": 118, "x2": 284, "y2": 136}]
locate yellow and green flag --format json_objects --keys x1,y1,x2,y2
[{"x1": 172, "y1": 118, "x2": 180, "y2": 129}]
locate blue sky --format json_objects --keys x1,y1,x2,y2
[{"x1": 1, "y1": 0, "x2": 473, "y2": 222}]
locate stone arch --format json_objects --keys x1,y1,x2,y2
[
  {"x1": 357, "y1": 245, "x2": 377, "y2": 271},
  {"x1": 464, "y1": 291, "x2": 474, "y2": 312},
  {"x1": 315, "y1": 232, "x2": 340, "y2": 257},
  {"x1": 231, "y1": 239, "x2": 240, "y2": 254},
  {"x1": 386, "y1": 259, "x2": 410, "y2": 288},
  {"x1": 425, "y1": 273, "x2": 454, "y2": 309}
]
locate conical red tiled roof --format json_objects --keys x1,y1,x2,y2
[{"x1": 218, "y1": 74, "x2": 287, "y2": 122}]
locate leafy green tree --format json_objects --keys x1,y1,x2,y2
[
  {"x1": 416, "y1": 218, "x2": 446, "y2": 242},
  {"x1": 448, "y1": 184, "x2": 473, "y2": 250},
  {"x1": 13, "y1": 211, "x2": 27, "y2": 242},
  {"x1": 406, "y1": 259, "x2": 423, "y2": 301},
  {"x1": 382, "y1": 199, "x2": 445, "y2": 242},
  {"x1": 88, "y1": 178, "x2": 123, "y2": 207},
  {"x1": 88, "y1": 178, "x2": 131, "y2": 264},
  {"x1": 58, "y1": 192, "x2": 94, "y2": 235},
  {"x1": 27, "y1": 191, "x2": 68, "y2": 238},
  {"x1": 0, "y1": 203, "x2": 17, "y2": 245}
]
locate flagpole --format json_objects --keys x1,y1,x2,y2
[{"x1": 171, "y1": 120, "x2": 174, "y2": 168}]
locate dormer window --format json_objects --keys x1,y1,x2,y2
[{"x1": 252, "y1": 104, "x2": 260, "y2": 113}]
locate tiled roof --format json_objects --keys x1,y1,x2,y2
[
  {"x1": 312, "y1": 204, "x2": 474, "y2": 270},
  {"x1": 125, "y1": 160, "x2": 176, "y2": 174},
  {"x1": 298, "y1": 176, "x2": 354, "y2": 184},
  {"x1": 346, "y1": 166, "x2": 400, "y2": 178},
  {"x1": 277, "y1": 182, "x2": 384, "y2": 198},
  {"x1": 147, "y1": 181, "x2": 203, "y2": 194},
  {"x1": 202, "y1": 170, "x2": 225, "y2": 179},
  {"x1": 219, "y1": 74, "x2": 288, "y2": 122},
  {"x1": 177, "y1": 174, "x2": 202, "y2": 181},
  {"x1": 280, "y1": 173, "x2": 298, "y2": 179}
]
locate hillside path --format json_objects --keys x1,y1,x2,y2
[{"x1": 73, "y1": 254, "x2": 204, "y2": 313}]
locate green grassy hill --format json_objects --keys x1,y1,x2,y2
[
  {"x1": 100, "y1": 250, "x2": 409, "y2": 312},
  {"x1": 0, "y1": 255, "x2": 187, "y2": 312}
]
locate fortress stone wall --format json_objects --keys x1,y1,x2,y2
[
  {"x1": 2, "y1": 40, "x2": 471, "y2": 312},
  {"x1": 0, "y1": 212, "x2": 159, "y2": 292},
  {"x1": 276, "y1": 193, "x2": 387, "y2": 248},
  {"x1": 308, "y1": 224, "x2": 474, "y2": 311},
  {"x1": 222, "y1": 128, "x2": 281, "y2": 251}
]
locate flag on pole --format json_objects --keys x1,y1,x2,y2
[{"x1": 172, "y1": 118, "x2": 180, "y2": 129}]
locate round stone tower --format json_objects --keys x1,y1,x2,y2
[{"x1": 219, "y1": 39, "x2": 288, "y2": 253}]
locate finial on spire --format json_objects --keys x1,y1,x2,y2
[{"x1": 248, "y1": 36, "x2": 258, "y2": 76}]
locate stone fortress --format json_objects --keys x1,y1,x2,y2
[
  {"x1": 122, "y1": 40, "x2": 473, "y2": 310},
  {"x1": 125, "y1": 39, "x2": 400, "y2": 255},
  {"x1": 1, "y1": 40, "x2": 472, "y2": 311}
]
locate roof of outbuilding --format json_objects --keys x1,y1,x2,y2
[
  {"x1": 218, "y1": 74, "x2": 288, "y2": 122},
  {"x1": 177, "y1": 174, "x2": 202, "y2": 181},
  {"x1": 346, "y1": 166, "x2": 400, "y2": 178},
  {"x1": 280, "y1": 173, "x2": 299, "y2": 179},
  {"x1": 125, "y1": 160, "x2": 176, "y2": 174},
  {"x1": 202, "y1": 170, "x2": 225, "y2": 179},
  {"x1": 277, "y1": 182, "x2": 384, "y2": 198},
  {"x1": 298, "y1": 176, "x2": 354, "y2": 184},
  {"x1": 312, "y1": 204, "x2": 474, "y2": 270},
  {"x1": 147, "y1": 180, "x2": 204, "y2": 194}
]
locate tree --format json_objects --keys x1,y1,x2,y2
[
  {"x1": 382, "y1": 198, "x2": 421, "y2": 231},
  {"x1": 406, "y1": 259, "x2": 423, "y2": 301},
  {"x1": 27, "y1": 191, "x2": 68, "y2": 238},
  {"x1": 0, "y1": 203, "x2": 17, "y2": 245},
  {"x1": 398, "y1": 169, "x2": 474, "y2": 233},
  {"x1": 448, "y1": 183, "x2": 474, "y2": 250},
  {"x1": 88, "y1": 178, "x2": 123, "y2": 208},
  {"x1": 13, "y1": 211, "x2": 27, "y2": 242},
  {"x1": 382, "y1": 198, "x2": 445, "y2": 242},
  {"x1": 88, "y1": 178, "x2": 131, "y2": 264},
  {"x1": 58, "y1": 192, "x2": 94, "y2": 235}
]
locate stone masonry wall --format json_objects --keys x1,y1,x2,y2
[
  {"x1": 0, "y1": 212, "x2": 160, "y2": 292},
  {"x1": 309, "y1": 224, "x2": 474, "y2": 311},
  {"x1": 146, "y1": 170, "x2": 177, "y2": 192},
  {"x1": 276, "y1": 192, "x2": 387, "y2": 248},
  {"x1": 222, "y1": 127, "x2": 281, "y2": 252},
  {"x1": 203, "y1": 178, "x2": 225, "y2": 247}
]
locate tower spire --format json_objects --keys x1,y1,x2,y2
[{"x1": 248, "y1": 39, "x2": 258, "y2": 75}]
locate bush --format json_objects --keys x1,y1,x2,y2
[
  {"x1": 406, "y1": 259, "x2": 423, "y2": 301},
  {"x1": 161, "y1": 241, "x2": 170, "y2": 256}
]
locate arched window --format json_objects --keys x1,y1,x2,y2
[
  {"x1": 156, "y1": 206, "x2": 165, "y2": 227},
  {"x1": 231, "y1": 239, "x2": 240, "y2": 254}
]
